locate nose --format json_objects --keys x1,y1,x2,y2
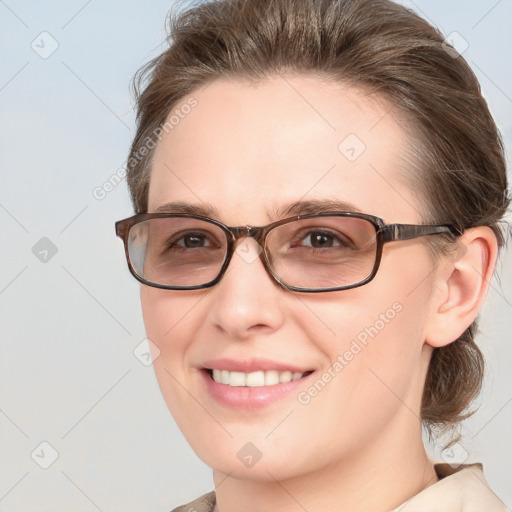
[{"x1": 207, "y1": 238, "x2": 286, "y2": 340}]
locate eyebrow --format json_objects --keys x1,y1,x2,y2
[
  {"x1": 273, "y1": 199, "x2": 362, "y2": 217},
  {"x1": 153, "y1": 201, "x2": 220, "y2": 217},
  {"x1": 152, "y1": 198, "x2": 362, "y2": 221}
]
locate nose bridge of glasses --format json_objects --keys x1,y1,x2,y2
[
  {"x1": 224, "y1": 225, "x2": 281, "y2": 289},
  {"x1": 229, "y1": 225, "x2": 266, "y2": 245}
]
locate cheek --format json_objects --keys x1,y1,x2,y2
[
  {"x1": 140, "y1": 287, "x2": 201, "y2": 409},
  {"x1": 140, "y1": 286, "x2": 204, "y2": 346},
  {"x1": 141, "y1": 287, "x2": 176, "y2": 341},
  {"x1": 293, "y1": 251, "x2": 434, "y2": 415},
  {"x1": 286, "y1": 295, "x2": 426, "y2": 457}
]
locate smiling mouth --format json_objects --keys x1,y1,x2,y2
[{"x1": 208, "y1": 369, "x2": 313, "y2": 387}]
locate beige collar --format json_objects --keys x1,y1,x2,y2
[
  {"x1": 391, "y1": 463, "x2": 508, "y2": 511},
  {"x1": 173, "y1": 463, "x2": 509, "y2": 512}
]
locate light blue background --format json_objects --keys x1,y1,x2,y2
[{"x1": 1, "y1": 1, "x2": 511, "y2": 510}]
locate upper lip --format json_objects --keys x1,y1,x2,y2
[{"x1": 202, "y1": 358, "x2": 312, "y2": 373}]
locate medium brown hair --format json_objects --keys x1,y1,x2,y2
[{"x1": 126, "y1": 0, "x2": 509, "y2": 433}]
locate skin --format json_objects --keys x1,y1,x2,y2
[{"x1": 140, "y1": 76, "x2": 497, "y2": 512}]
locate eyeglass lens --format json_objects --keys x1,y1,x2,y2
[{"x1": 127, "y1": 216, "x2": 378, "y2": 290}]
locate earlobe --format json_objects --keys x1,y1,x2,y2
[{"x1": 425, "y1": 226, "x2": 498, "y2": 348}]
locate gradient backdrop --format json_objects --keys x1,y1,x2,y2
[{"x1": 1, "y1": 0, "x2": 511, "y2": 510}]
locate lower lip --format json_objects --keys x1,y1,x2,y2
[{"x1": 200, "y1": 370, "x2": 313, "y2": 409}]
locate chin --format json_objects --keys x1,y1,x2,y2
[{"x1": 186, "y1": 433, "x2": 320, "y2": 483}]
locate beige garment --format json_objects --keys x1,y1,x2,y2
[
  {"x1": 391, "y1": 463, "x2": 508, "y2": 511},
  {"x1": 171, "y1": 463, "x2": 509, "y2": 512}
]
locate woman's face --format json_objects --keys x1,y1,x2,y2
[{"x1": 141, "y1": 76, "x2": 441, "y2": 480}]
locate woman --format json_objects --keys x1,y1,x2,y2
[{"x1": 116, "y1": 0, "x2": 509, "y2": 510}]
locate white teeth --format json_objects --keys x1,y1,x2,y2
[
  {"x1": 264, "y1": 370, "x2": 280, "y2": 386},
  {"x1": 246, "y1": 371, "x2": 265, "y2": 387},
  {"x1": 229, "y1": 371, "x2": 246, "y2": 387},
  {"x1": 211, "y1": 369, "x2": 306, "y2": 387},
  {"x1": 280, "y1": 370, "x2": 292, "y2": 383}
]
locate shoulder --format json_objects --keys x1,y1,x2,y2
[
  {"x1": 170, "y1": 491, "x2": 216, "y2": 512},
  {"x1": 393, "y1": 463, "x2": 508, "y2": 511}
]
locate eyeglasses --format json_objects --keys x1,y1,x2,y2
[{"x1": 115, "y1": 212, "x2": 459, "y2": 293}]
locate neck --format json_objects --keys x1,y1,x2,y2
[{"x1": 212, "y1": 423, "x2": 437, "y2": 512}]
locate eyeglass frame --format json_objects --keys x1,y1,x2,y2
[{"x1": 115, "y1": 211, "x2": 461, "y2": 293}]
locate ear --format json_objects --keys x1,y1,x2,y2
[{"x1": 425, "y1": 226, "x2": 499, "y2": 348}]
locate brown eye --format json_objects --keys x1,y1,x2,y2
[
  {"x1": 293, "y1": 229, "x2": 354, "y2": 250},
  {"x1": 302, "y1": 231, "x2": 341, "y2": 248},
  {"x1": 174, "y1": 232, "x2": 212, "y2": 248}
]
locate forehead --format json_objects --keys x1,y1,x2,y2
[{"x1": 149, "y1": 75, "x2": 421, "y2": 225}]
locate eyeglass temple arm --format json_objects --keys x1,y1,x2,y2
[{"x1": 382, "y1": 223, "x2": 461, "y2": 242}]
